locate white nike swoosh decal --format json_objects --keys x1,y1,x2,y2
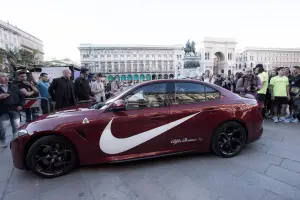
[{"x1": 99, "y1": 112, "x2": 201, "y2": 154}]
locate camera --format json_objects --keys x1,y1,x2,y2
[{"x1": 250, "y1": 83, "x2": 256, "y2": 92}]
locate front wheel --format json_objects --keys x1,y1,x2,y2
[
  {"x1": 26, "y1": 135, "x2": 77, "y2": 178},
  {"x1": 211, "y1": 121, "x2": 247, "y2": 158}
]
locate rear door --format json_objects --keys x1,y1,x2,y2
[{"x1": 167, "y1": 81, "x2": 222, "y2": 152}]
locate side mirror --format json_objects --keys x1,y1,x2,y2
[{"x1": 111, "y1": 99, "x2": 126, "y2": 111}]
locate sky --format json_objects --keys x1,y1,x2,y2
[{"x1": 1, "y1": 0, "x2": 300, "y2": 63}]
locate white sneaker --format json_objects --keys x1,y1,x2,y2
[
  {"x1": 278, "y1": 117, "x2": 285, "y2": 122},
  {"x1": 0, "y1": 140, "x2": 7, "y2": 148},
  {"x1": 291, "y1": 118, "x2": 299, "y2": 123},
  {"x1": 273, "y1": 117, "x2": 279, "y2": 123}
]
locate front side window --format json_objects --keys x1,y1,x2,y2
[
  {"x1": 124, "y1": 83, "x2": 167, "y2": 110},
  {"x1": 174, "y1": 83, "x2": 206, "y2": 104}
]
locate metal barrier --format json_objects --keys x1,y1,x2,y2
[{"x1": 20, "y1": 97, "x2": 51, "y2": 122}]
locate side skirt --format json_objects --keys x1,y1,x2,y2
[{"x1": 109, "y1": 150, "x2": 196, "y2": 163}]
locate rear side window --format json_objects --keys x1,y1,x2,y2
[
  {"x1": 174, "y1": 82, "x2": 220, "y2": 104},
  {"x1": 174, "y1": 82, "x2": 206, "y2": 104},
  {"x1": 206, "y1": 86, "x2": 221, "y2": 100}
]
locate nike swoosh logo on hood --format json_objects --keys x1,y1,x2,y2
[{"x1": 99, "y1": 112, "x2": 201, "y2": 154}]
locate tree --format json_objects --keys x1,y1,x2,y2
[{"x1": 0, "y1": 47, "x2": 39, "y2": 73}]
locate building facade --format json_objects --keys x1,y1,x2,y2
[
  {"x1": 176, "y1": 37, "x2": 238, "y2": 78},
  {"x1": 197, "y1": 37, "x2": 237, "y2": 76},
  {"x1": 78, "y1": 40, "x2": 300, "y2": 81},
  {"x1": 236, "y1": 47, "x2": 300, "y2": 72},
  {"x1": 78, "y1": 44, "x2": 183, "y2": 82},
  {"x1": 0, "y1": 20, "x2": 44, "y2": 60}
]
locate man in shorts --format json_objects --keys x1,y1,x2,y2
[
  {"x1": 269, "y1": 67, "x2": 290, "y2": 123},
  {"x1": 255, "y1": 64, "x2": 268, "y2": 118},
  {"x1": 289, "y1": 66, "x2": 300, "y2": 123}
]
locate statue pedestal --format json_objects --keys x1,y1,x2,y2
[{"x1": 177, "y1": 56, "x2": 203, "y2": 79}]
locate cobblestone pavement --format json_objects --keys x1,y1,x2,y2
[{"x1": 1, "y1": 121, "x2": 300, "y2": 200}]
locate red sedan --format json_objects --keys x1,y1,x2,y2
[{"x1": 10, "y1": 79, "x2": 263, "y2": 178}]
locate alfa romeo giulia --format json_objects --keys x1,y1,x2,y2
[{"x1": 10, "y1": 79, "x2": 263, "y2": 178}]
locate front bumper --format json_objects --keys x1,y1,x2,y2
[{"x1": 10, "y1": 135, "x2": 30, "y2": 170}]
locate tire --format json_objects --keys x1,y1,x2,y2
[
  {"x1": 211, "y1": 121, "x2": 247, "y2": 158},
  {"x1": 26, "y1": 135, "x2": 77, "y2": 178}
]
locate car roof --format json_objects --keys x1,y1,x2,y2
[{"x1": 137, "y1": 79, "x2": 232, "y2": 95}]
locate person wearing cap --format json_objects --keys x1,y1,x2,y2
[
  {"x1": 91, "y1": 73, "x2": 106, "y2": 102},
  {"x1": 74, "y1": 68, "x2": 94, "y2": 102},
  {"x1": 36, "y1": 73, "x2": 53, "y2": 114},
  {"x1": 255, "y1": 64, "x2": 269, "y2": 118}
]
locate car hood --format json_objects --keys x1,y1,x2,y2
[
  {"x1": 23, "y1": 108, "x2": 104, "y2": 133},
  {"x1": 44, "y1": 108, "x2": 102, "y2": 119}
]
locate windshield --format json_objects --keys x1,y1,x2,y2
[{"x1": 90, "y1": 84, "x2": 137, "y2": 110}]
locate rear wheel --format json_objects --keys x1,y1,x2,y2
[
  {"x1": 26, "y1": 135, "x2": 77, "y2": 178},
  {"x1": 211, "y1": 122, "x2": 246, "y2": 158}
]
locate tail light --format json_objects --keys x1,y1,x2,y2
[
  {"x1": 243, "y1": 98, "x2": 258, "y2": 106},
  {"x1": 241, "y1": 94, "x2": 259, "y2": 106}
]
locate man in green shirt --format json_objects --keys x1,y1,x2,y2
[
  {"x1": 255, "y1": 64, "x2": 269, "y2": 118},
  {"x1": 269, "y1": 67, "x2": 291, "y2": 123}
]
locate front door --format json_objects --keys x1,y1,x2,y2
[{"x1": 94, "y1": 82, "x2": 173, "y2": 162}]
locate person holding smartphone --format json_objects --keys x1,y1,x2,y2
[
  {"x1": 0, "y1": 72, "x2": 25, "y2": 148},
  {"x1": 18, "y1": 71, "x2": 39, "y2": 122}
]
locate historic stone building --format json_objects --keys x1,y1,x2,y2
[
  {"x1": 236, "y1": 47, "x2": 300, "y2": 72},
  {"x1": 0, "y1": 20, "x2": 44, "y2": 60},
  {"x1": 78, "y1": 44, "x2": 183, "y2": 82},
  {"x1": 78, "y1": 39, "x2": 300, "y2": 80},
  {"x1": 197, "y1": 37, "x2": 237, "y2": 76}
]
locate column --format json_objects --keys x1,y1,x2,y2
[
  {"x1": 167, "y1": 61, "x2": 170, "y2": 72},
  {"x1": 156, "y1": 61, "x2": 158, "y2": 72},
  {"x1": 131, "y1": 61, "x2": 134, "y2": 72},
  {"x1": 105, "y1": 62, "x2": 107, "y2": 73},
  {"x1": 137, "y1": 61, "x2": 140, "y2": 72},
  {"x1": 118, "y1": 62, "x2": 121, "y2": 73}
]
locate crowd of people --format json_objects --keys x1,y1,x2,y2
[
  {"x1": 0, "y1": 67, "x2": 121, "y2": 148},
  {"x1": 199, "y1": 64, "x2": 300, "y2": 123},
  {"x1": 0, "y1": 64, "x2": 299, "y2": 148}
]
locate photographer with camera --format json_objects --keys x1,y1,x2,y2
[{"x1": 236, "y1": 68, "x2": 262, "y2": 97}]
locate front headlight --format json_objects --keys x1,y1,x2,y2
[{"x1": 17, "y1": 129, "x2": 28, "y2": 138}]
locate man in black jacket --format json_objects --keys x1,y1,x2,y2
[
  {"x1": 0, "y1": 72, "x2": 25, "y2": 148},
  {"x1": 48, "y1": 69, "x2": 76, "y2": 110},
  {"x1": 74, "y1": 68, "x2": 94, "y2": 102}
]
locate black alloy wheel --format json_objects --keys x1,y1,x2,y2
[
  {"x1": 212, "y1": 121, "x2": 246, "y2": 158},
  {"x1": 26, "y1": 135, "x2": 77, "y2": 178}
]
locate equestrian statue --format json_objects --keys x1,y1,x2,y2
[{"x1": 184, "y1": 40, "x2": 197, "y2": 56}]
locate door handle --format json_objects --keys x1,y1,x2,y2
[
  {"x1": 149, "y1": 114, "x2": 165, "y2": 120},
  {"x1": 204, "y1": 108, "x2": 219, "y2": 113}
]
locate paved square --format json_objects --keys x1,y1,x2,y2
[{"x1": 1, "y1": 121, "x2": 300, "y2": 200}]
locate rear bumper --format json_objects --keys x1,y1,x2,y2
[
  {"x1": 10, "y1": 135, "x2": 29, "y2": 170},
  {"x1": 247, "y1": 124, "x2": 263, "y2": 144}
]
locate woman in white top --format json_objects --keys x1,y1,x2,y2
[{"x1": 91, "y1": 73, "x2": 106, "y2": 102}]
